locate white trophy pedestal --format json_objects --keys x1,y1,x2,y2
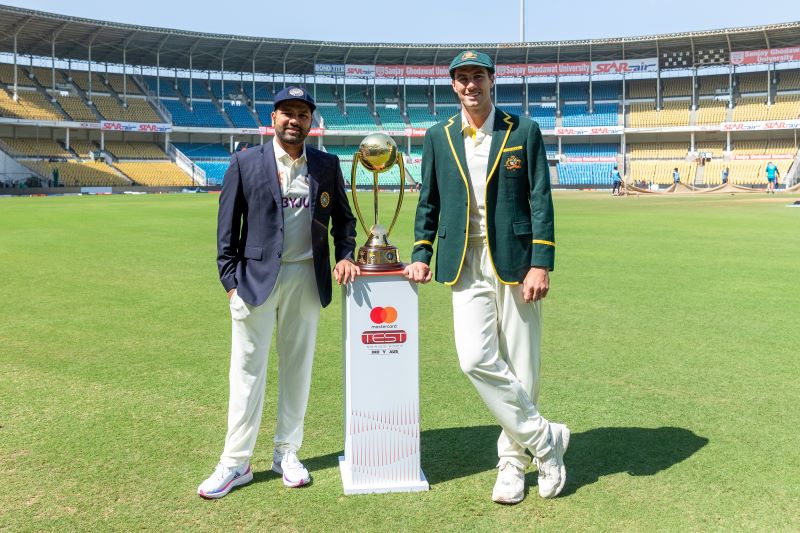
[{"x1": 339, "y1": 271, "x2": 429, "y2": 495}]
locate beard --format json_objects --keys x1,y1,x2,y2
[{"x1": 275, "y1": 123, "x2": 310, "y2": 145}]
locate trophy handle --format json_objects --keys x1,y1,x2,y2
[
  {"x1": 386, "y1": 154, "x2": 406, "y2": 237},
  {"x1": 350, "y1": 152, "x2": 369, "y2": 236}
]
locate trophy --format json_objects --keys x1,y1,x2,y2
[{"x1": 350, "y1": 132, "x2": 405, "y2": 271}]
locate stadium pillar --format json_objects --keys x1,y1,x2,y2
[
  {"x1": 726, "y1": 131, "x2": 731, "y2": 152},
  {"x1": 728, "y1": 66, "x2": 734, "y2": 108},
  {"x1": 188, "y1": 53, "x2": 193, "y2": 111},
  {"x1": 230, "y1": 136, "x2": 234, "y2": 153},
  {"x1": 100, "y1": 131, "x2": 105, "y2": 151},
  {"x1": 691, "y1": 132, "x2": 695, "y2": 152},
  {"x1": 65, "y1": 129, "x2": 70, "y2": 151},
  {"x1": 88, "y1": 43, "x2": 93, "y2": 103},
  {"x1": 692, "y1": 68, "x2": 697, "y2": 110},
  {"x1": 656, "y1": 67, "x2": 661, "y2": 111},
  {"x1": 122, "y1": 45, "x2": 127, "y2": 106},
  {"x1": 252, "y1": 58, "x2": 256, "y2": 111},
  {"x1": 165, "y1": 133, "x2": 170, "y2": 152},
  {"x1": 12, "y1": 32, "x2": 18, "y2": 100},
  {"x1": 51, "y1": 37, "x2": 57, "y2": 99},
  {"x1": 156, "y1": 50, "x2": 161, "y2": 103},
  {"x1": 220, "y1": 54, "x2": 225, "y2": 107},
  {"x1": 766, "y1": 65, "x2": 772, "y2": 106}
]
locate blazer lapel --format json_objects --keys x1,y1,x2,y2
[
  {"x1": 260, "y1": 142, "x2": 283, "y2": 208},
  {"x1": 305, "y1": 146, "x2": 320, "y2": 216},
  {"x1": 486, "y1": 110, "x2": 514, "y2": 181},
  {"x1": 443, "y1": 114, "x2": 470, "y2": 191}
]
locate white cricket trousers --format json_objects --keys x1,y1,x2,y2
[
  {"x1": 220, "y1": 259, "x2": 321, "y2": 468},
  {"x1": 451, "y1": 241, "x2": 552, "y2": 468}
]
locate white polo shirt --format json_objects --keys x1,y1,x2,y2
[
  {"x1": 461, "y1": 106, "x2": 495, "y2": 238},
  {"x1": 273, "y1": 138, "x2": 313, "y2": 262}
]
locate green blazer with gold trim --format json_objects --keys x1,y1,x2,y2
[{"x1": 410, "y1": 109, "x2": 555, "y2": 285}]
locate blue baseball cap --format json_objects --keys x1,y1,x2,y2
[{"x1": 273, "y1": 86, "x2": 316, "y2": 112}]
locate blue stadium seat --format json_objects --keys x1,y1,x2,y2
[{"x1": 224, "y1": 102, "x2": 258, "y2": 128}]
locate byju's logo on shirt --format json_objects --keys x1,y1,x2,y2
[{"x1": 282, "y1": 196, "x2": 310, "y2": 209}]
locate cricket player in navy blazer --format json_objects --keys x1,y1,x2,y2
[{"x1": 198, "y1": 86, "x2": 360, "y2": 499}]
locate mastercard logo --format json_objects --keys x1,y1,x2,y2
[{"x1": 370, "y1": 306, "x2": 398, "y2": 324}]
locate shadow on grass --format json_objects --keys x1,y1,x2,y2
[{"x1": 250, "y1": 425, "x2": 708, "y2": 494}]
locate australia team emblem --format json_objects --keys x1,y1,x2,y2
[
  {"x1": 320, "y1": 191, "x2": 330, "y2": 208},
  {"x1": 505, "y1": 155, "x2": 522, "y2": 171}
]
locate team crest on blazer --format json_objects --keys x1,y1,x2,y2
[
  {"x1": 320, "y1": 191, "x2": 330, "y2": 208},
  {"x1": 505, "y1": 155, "x2": 522, "y2": 171}
]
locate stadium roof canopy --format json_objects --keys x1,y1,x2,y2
[{"x1": 1, "y1": 4, "x2": 799, "y2": 74}]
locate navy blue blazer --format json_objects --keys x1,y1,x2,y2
[{"x1": 217, "y1": 142, "x2": 357, "y2": 308}]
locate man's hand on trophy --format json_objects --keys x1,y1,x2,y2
[
  {"x1": 334, "y1": 259, "x2": 361, "y2": 285},
  {"x1": 403, "y1": 262, "x2": 432, "y2": 284}
]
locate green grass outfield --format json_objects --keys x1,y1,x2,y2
[{"x1": 1, "y1": 191, "x2": 799, "y2": 532}]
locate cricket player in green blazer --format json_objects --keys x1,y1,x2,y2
[{"x1": 404, "y1": 50, "x2": 570, "y2": 505}]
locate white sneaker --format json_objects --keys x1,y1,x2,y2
[
  {"x1": 272, "y1": 450, "x2": 311, "y2": 488},
  {"x1": 492, "y1": 461, "x2": 525, "y2": 504},
  {"x1": 537, "y1": 423, "x2": 570, "y2": 498},
  {"x1": 197, "y1": 462, "x2": 253, "y2": 499}
]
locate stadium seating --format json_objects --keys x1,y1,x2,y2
[
  {"x1": 696, "y1": 99, "x2": 728, "y2": 125},
  {"x1": 591, "y1": 81, "x2": 621, "y2": 101},
  {"x1": 432, "y1": 85, "x2": 458, "y2": 104},
  {"x1": 68, "y1": 141, "x2": 98, "y2": 158},
  {"x1": 704, "y1": 159, "x2": 791, "y2": 185},
  {"x1": 777, "y1": 70, "x2": 800, "y2": 91},
  {"x1": 698, "y1": 75, "x2": 730, "y2": 95},
  {"x1": 528, "y1": 83, "x2": 556, "y2": 102},
  {"x1": 93, "y1": 95, "x2": 163, "y2": 123},
  {"x1": 766, "y1": 94, "x2": 800, "y2": 120},
  {"x1": 0, "y1": 89, "x2": 64, "y2": 120},
  {"x1": 176, "y1": 78, "x2": 211, "y2": 99},
  {"x1": 627, "y1": 79, "x2": 658, "y2": 98},
  {"x1": 435, "y1": 105, "x2": 461, "y2": 119},
  {"x1": 662, "y1": 77, "x2": 693, "y2": 97},
  {"x1": 105, "y1": 73, "x2": 142, "y2": 95},
  {"x1": 55, "y1": 94, "x2": 97, "y2": 121},
  {"x1": 194, "y1": 161, "x2": 229, "y2": 185},
  {"x1": 500, "y1": 105, "x2": 523, "y2": 117},
  {"x1": 374, "y1": 85, "x2": 400, "y2": 105},
  {"x1": 0, "y1": 137, "x2": 71, "y2": 158},
  {"x1": 67, "y1": 70, "x2": 109, "y2": 94},
  {"x1": 254, "y1": 103, "x2": 273, "y2": 126},
  {"x1": 318, "y1": 105, "x2": 377, "y2": 130},
  {"x1": 629, "y1": 160, "x2": 696, "y2": 185},
  {"x1": 695, "y1": 141, "x2": 725, "y2": 157},
  {"x1": 103, "y1": 141, "x2": 167, "y2": 160},
  {"x1": 629, "y1": 143, "x2": 688, "y2": 159},
  {"x1": 163, "y1": 99, "x2": 227, "y2": 128},
  {"x1": 406, "y1": 106, "x2": 439, "y2": 128},
  {"x1": 628, "y1": 101, "x2": 690, "y2": 128},
  {"x1": 142, "y1": 76, "x2": 179, "y2": 98},
  {"x1": 342, "y1": 85, "x2": 369, "y2": 103},
  {"x1": 21, "y1": 159, "x2": 129, "y2": 187},
  {"x1": 562, "y1": 103, "x2": 618, "y2": 127},
  {"x1": 737, "y1": 72, "x2": 769, "y2": 94},
  {"x1": 544, "y1": 144, "x2": 558, "y2": 159},
  {"x1": 403, "y1": 85, "x2": 430, "y2": 105},
  {"x1": 562, "y1": 143, "x2": 617, "y2": 157},
  {"x1": 375, "y1": 106, "x2": 407, "y2": 130},
  {"x1": 0, "y1": 63, "x2": 36, "y2": 87},
  {"x1": 312, "y1": 84, "x2": 337, "y2": 104},
  {"x1": 224, "y1": 102, "x2": 259, "y2": 127},
  {"x1": 556, "y1": 162, "x2": 615, "y2": 185},
  {"x1": 172, "y1": 142, "x2": 230, "y2": 159},
  {"x1": 114, "y1": 161, "x2": 194, "y2": 186},
  {"x1": 496, "y1": 84, "x2": 523, "y2": 103},
  {"x1": 529, "y1": 106, "x2": 556, "y2": 130},
  {"x1": 559, "y1": 83, "x2": 588, "y2": 102},
  {"x1": 242, "y1": 82, "x2": 274, "y2": 102},
  {"x1": 732, "y1": 96, "x2": 768, "y2": 122}
]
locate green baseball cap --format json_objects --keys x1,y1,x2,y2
[{"x1": 448, "y1": 50, "x2": 495, "y2": 77}]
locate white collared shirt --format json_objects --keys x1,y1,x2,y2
[
  {"x1": 461, "y1": 106, "x2": 495, "y2": 238},
  {"x1": 273, "y1": 138, "x2": 313, "y2": 262}
]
